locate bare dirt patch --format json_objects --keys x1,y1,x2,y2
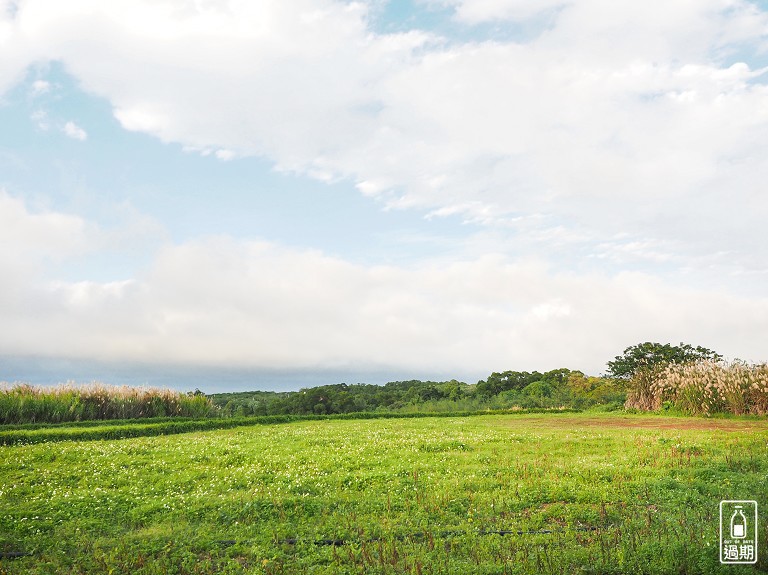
[{"x1": 501, "y1": 414, "x2": 768, "y2": 432}]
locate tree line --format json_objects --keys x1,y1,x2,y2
[
  {"x1": 208, "y1": 369, "x2": 626, "y2": 417},
  {"x1": 4, "y1": 341, "x2": 757, "y2": 424},
  {"x1": 209, "y1": 341, "x2": 746, "y2": 417}
]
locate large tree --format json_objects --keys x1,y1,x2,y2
[
  {"x1": 609, "y1": 342, "x2": 723, "y2": 411},
  {"x1": 607, "y1": 342, "x2": 722, "y2": 379}
]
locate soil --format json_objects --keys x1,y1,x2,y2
[{"x1": 503, "y1": 414, "x2": 768, "y2": 432}]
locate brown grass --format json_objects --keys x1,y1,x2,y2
[{"x1": 625, "y1": 360, "x2": 768, "y2": 416}]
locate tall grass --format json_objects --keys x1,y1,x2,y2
[
  {"x1": 626, "y1": 360, "x2": 768, "y2": 416},
  {"x1": 621, "y1": 364, "x2": 664, "y2": 411},
  {"x1": 0, "y1": 382, "x2": 215, "y2": 424}
]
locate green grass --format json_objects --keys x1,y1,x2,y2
[
  {"x1": 0, "y1": 408, "x2": 579, "y2": 445},
  {"x1": 0, "y1": 412, "x2": 766, "y2": 574}
]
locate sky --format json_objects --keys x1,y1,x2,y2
[{"x1": 1, "y1": 0, "x2": 768, "y2": 392}]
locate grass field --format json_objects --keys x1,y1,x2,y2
[{"x1": 1, "y1": 412, "x2": 766, "y2": 574}]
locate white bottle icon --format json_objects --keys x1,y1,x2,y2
[{"x1": 731, "y1": 505, "x2": 747, "y2": 539}]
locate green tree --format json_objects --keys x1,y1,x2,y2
[
  {"x1": 442, "y1": 380, "x2": 465, "y2": 401},
  {"x1": 476, "y1": 371, "x2": 540, "y2": 397},
  {"x1": 608, "y1": 342, "x2": 722, "y2": 410},
  {"x1": 606, "y1": 342, "x2": 721, "y2": 379},
  {"x1": 522, "y1": 381, "x2": 551, "y2": 398}
]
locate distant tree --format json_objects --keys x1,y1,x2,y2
[
  {"x1": 476, "y1": 369, "x2": 572, "y2": 398},
  {"x1": 541, "y1": 368, "x2": 571, "y2": 386},
  {"x1": 476, "y1": 371, "x2": 539, "y2": 397},
  {"x1": 606, "y1": 342, "x2": 721, "y2": 379},
  {"x1": 522, "y1": 381, "x2": 551, "y2": 398},
  {"x1": 443, "y1": 380, "x2": 465, "y2": 401}
]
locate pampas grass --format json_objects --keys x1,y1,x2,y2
[
  {"x1": 626, "y1": 360, "x2": 768, "y2": 416},
  {"x1": 0, "y1": 382, "x2": 215, "y2": 424}
]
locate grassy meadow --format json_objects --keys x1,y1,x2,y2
[{"x1": 1, "y1": 412, "x2": 767, "y2": 574}]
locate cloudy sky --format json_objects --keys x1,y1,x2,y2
[{"x1": 1, "y1": 0, "x2": 768, "y2": 391}]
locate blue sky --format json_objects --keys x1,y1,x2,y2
[{"x1": 1, "y1": 0, "x2": 768, "y2": 392}]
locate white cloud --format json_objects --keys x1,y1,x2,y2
[
  {"x1": 0, "y1": 193, "x2": 766, "y2": 376},
  {"x1": 531, "y1": 299, "x2": 572, "y2": 321},
  {"x1": 0, "y1": 189, "x2": 87, "y2": 260},
  {"x1": 10, "y1": 0, "x2": 429, "y2": 159},
  {"x1": 0, "y1": 2, "x2": 29, "y2": 94},
  {"x1": 2, "y1": 1, "x2": 768, "y2": 376},
  {"x1": 1, "y1": 230, "x2": 766, "y2": 376},
  {"x1": 214, "y1": 149, "x2": 235, "y2": 161},
  {"x1": 62, "y1": 120, "x2": 87, "y2": 140},
  {"x1": 0, "y1": 190, "x2": 165, "y2": 284},
  {"x1": 30, "y1": 78, "x2": 49, "y2": 94},
  {"x1": 2, "y1": 1, "x2": 766, "y2": 273},
  {"x1": 0, "y1": 190, "x2": 89, "y2": 320},
  {"x1": 439, "y1": 0, "x2": 571, "y2": 23},
  {"x1": 30, "y1": 108, "x2": 48, "y2": 130}
]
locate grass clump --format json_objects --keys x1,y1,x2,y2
[
  {"x1": 626, "y1": 360, "x2": 768, "y2": 416},
  {"x1": 0, "y1": 382, "x2": 215, "y2": 424}
]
